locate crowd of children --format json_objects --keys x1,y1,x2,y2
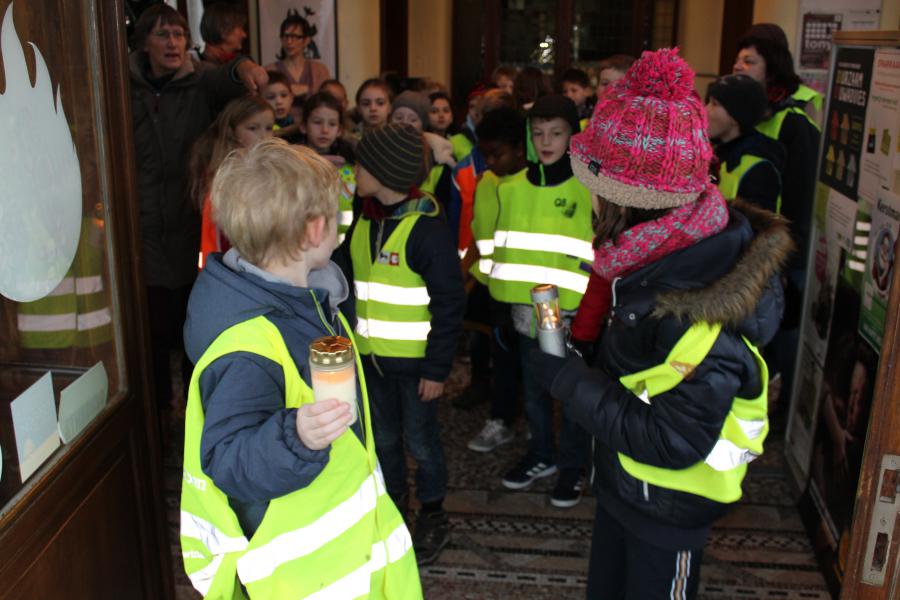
[{"x1": 175, "y1": 11, "x2": 819, "y2": 596}]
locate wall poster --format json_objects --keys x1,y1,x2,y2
[
  {"x1": 257, "y1": 1, "x2": 337, "y2": 79},
  {"x1": 795, "y1": 0, "x2": 882, "y2": 100},
  {"x1": 785, "y1": 39, "x2": 900, "y2": 588}
]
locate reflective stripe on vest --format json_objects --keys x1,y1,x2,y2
[
  {"x1": 488, "y1": 171, "x2": 594, "y2": 309},
  {"x1": 350, "y1": 203, "x2": 437, "y2": 358},
  {"x1": 179, "y1": 314, "x2": 421, "y2": 599},
  {"x1": 616, "y1": 321, "x2": 769, "y2": 504},
  {"x1": 338, "y1": 164, "x2": 356, "y2": 243},
  {"x1": 757, "y1": 104, "x2": 820, "y2": 140},
  {"x1": 17, "y1": 218, "x2": 113, "y2": 349},
  {"x1": 469, "y1": 170, "x2": 505, "y2": 285},
  {"x1": 717, "y1": 153, "x2": 783, "y2": 214}
]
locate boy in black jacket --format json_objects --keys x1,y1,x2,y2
[
  {"x1": 706, "y1": 74, "x2": 785, "y2": 213},
  {"x1": 334, "y1": 123, "x2": 465, "y2": 566}
]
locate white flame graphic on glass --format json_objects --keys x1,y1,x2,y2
[{"x1": 0, "y1": 5, "x2": 82, "y2": 302}]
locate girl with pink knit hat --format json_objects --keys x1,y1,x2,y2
[{"x1": 536, "y1": 48, "x2": 794, "y2": 598}]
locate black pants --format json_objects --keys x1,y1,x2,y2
[
  {"x1": 587, "y1": 503, "x2": 703, "y2": 600},
  {"x1": 146, "y1": 284, "x2": 193, "y2": 410}
]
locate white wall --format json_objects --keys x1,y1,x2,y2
[
  {"x1": 676, "y1": 0, "x2": 725, "y2": 95},
  {"x1": 337, "y1": 0, "x2": 381, "y2": 101},
  {"x1": 407, "y1": 0, "x2": 452, "y2": 88}
]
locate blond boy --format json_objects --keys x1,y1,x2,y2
[{"x1": 179, "y1": 139, "x2": 421, "y2": 598}]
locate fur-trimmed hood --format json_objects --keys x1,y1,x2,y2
[{"x1": 614, "y1": 199, "x2": 794, "y2": 347}]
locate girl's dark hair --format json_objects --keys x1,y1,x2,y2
[
  {"x1": 302, "y1": 91, "x2": 344, "y2": 123},
  {"x1": 200, "y1": 2, "x2": 246, "y2": 45},
  {"x1": 355, "y1": 78, "x2": 393, "y2": 105},
  {"x1": 737, "y1": 25, "x2": 801, "y2": 96},
  {"x1": 429, "y1": 91, "x2": 452, "y2": 106},
  {"x1": 593, "y1": 198, "x2": 670, "y2": 247},
  {"x1": 514, "y1": 66, "x2": 553, "y2": 107},
  {"x1": 276, "y1": 11, "x2": 315, "y2": 60},
  {"x1": 134, "y1": 4, "x2": 190, "y2": 50}
]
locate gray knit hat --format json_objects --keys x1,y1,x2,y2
[
  {"x1": 357, "y1": 123, "x2": 430, "y2": 193},
  {"x1": 391, "y1": 91, "x2": 431, "y2": 128}
]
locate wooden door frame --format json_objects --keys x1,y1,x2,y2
[
  {"x1": 380, "y1": 0, "x2": 408, "y2": 77},
  {"x1": 837, "y1": 30, "x2": 900, "y2": 600},
  {"x1": 0, "y1": 0, "x2": 170, "y2": 596}
]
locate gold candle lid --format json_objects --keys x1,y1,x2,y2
[{"x1": 309, "y1": 336, "x2": 354, "y2": 366}]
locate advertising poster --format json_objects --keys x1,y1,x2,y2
[
  {"x1": 859, "y1": 189, "x2": 900, "y2": 350},
  {"x1": 859, "y1": 48, "x2": 900, "y2": 202},
  {"x1": 796, "y1": 1, "x2": 881, "y2": 98},
  {"x1": 821, "y1": 47, "x2": 876, "y2": 199},
  {"x1": 258, "y1": 1, "x2": 337, "y2": 77}
]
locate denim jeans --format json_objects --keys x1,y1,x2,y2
[
  {"x1": 365, "y1": 366, "x2": 448, "y2": 504},
  {"x1": 519, "y1": 334, "x2": 587, "y2": 471}
]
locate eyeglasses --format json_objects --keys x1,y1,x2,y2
[
  {"x1": 152, "y1": 29, "x2": 186, "y2": 41},
  {"x1": 281, "y1": 33, "x2": 309, "y2": 41}
]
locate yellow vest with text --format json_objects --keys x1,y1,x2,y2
[
  {"x1": 617, "y1": 321, "x2": 769, "y2": 504},
  {"x1": 338, "y1": 164, "x2": 356, "y2": 244},
  {"x1": 488, "y1": 171, "x2": 594, "y2": 310},
  {"x1": 180, "y1": 314, "x2": 421, "y2": 599},
  {"x1": 17, "y1": 217, "x2": 112, "y2": 349},
  {"x1": 717, "y1": 154, "x2": 783, "y2": 214},
  {"x1": 350, "y1": 200, "x2": 437, "y2": 358}
]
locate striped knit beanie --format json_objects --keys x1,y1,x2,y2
[
  {"x1": 569, "y1": 48, "x2": 713, "y2": 209},
  {"x1": 357, "y1": 123, "x2": 430, "y2": 193}
]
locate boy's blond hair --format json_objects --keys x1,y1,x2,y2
[{"x1": 211, "y1": 139, "x2": 340, "y2": 266}]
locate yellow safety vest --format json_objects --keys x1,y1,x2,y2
[
  {"x1": 717, "y1": 154, "x2": 782, "y2": 214},
  {"x1": 617, "y1": 321, "x2": 769, "y2": 504},
  {"x1": 337, "y1": 164, "x2": 356, "y2": 244},
  {"x1": 17, "y1": 217, "x2": 112, "y2": 349},
  {"x1": 469, "y1": 170, "x2": 504, "y2": 285},
  {"x1": 180, "y1": 313, "x2": 421, "y2": 599},
  {"x1": 449, "y1": 133, "x2": 474, "y2": 163},
  {"x1": 757, "y1": 104, "x2": 820, "y2": 140},
  {"x1": 350, "y1": 198, "x2": 438, "y2": 358},
  {"x1": 488, "y1": 171, "x2": 594, "y2": 310}
]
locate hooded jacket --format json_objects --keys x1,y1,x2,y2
[
  {"x1": 183, "y1": 249, "x2": 357, "y2": 536},
  {"x1": 552, "y1": 200, "x2": 794, "y2": 549},
  {"x1": 130, "y1": 53, "x2": 247, "y2": 289}
]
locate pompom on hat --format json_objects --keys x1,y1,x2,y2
[{"x1": 569, "y1": 48, "x2": 714, "y2": 209}]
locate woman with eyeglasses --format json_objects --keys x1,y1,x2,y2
[{"x1": 265, "y1": 10, "x2": 331, "y2": 109}]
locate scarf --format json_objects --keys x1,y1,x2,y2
[{"x1": 570, "y1": 185, "x2": 730, "y2": 342}]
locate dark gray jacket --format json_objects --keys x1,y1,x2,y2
[
  {"x1": 184, "y1": 250, "x2": 358, "y2": 536},
  {"x1": 130, "y1": 53, "x2": 246, "y2": 289},
  {"x1": 553, "y1": 200, "x2": 794, "y2": 549}
]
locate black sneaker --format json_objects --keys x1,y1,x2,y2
[
  {"x1": 413, "y1": 509, "x2": 450, "y2": 566},
  {"x1": 550, "y1": 470, "x2": 583, "y2": 508},
  {"x1": 502, "y1": 456, "x2": 558, "y2": 490}
]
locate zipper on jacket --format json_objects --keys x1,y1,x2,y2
[
  {"x1": 609, "y1": 276, "x2": 622, "y2": 326},
  {"x1": 590, "y1": 437, "x2": 596, "y2": 487},
  {"x1": 642, "y1": 480, "x2": 650, "y2": 502}
]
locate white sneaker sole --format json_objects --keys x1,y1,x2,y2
[
  {"x1": 467, "y1": 435, "x2": 514, "y2": 453},
  {"x1": 501, "y1": 465, "x2": 558, "y2": 490},
  {"x1": 550, "y1": 495, "x2": 582, "y2": 508}
]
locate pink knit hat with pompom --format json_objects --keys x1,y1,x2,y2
[{"x1": 569, "y1": 48, "x2": 713, "y2": 209}]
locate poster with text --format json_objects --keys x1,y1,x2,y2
[
  {"x1": 821, "y1": 47, "x2": 876, "y2": 199},
  {"x1": 859, "y1": 189, "x2": 900, "y2": 351},
  {"x1": 859, "y1": 48, "x2": 900, "y2": 203},
  {"x1": 258, "y1": 1, "x2": 336, "y2": 79},
  {"x1": 796, "y1": 1, "x2": 881, "y2": 98}
]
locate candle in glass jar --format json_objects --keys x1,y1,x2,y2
[{"x1": 309, "y1": 336, "x2": 358, "y2": 425}]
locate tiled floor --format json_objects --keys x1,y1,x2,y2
[{"x1": 166, "y1": 356, "x2": 830, "y2": 599}]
